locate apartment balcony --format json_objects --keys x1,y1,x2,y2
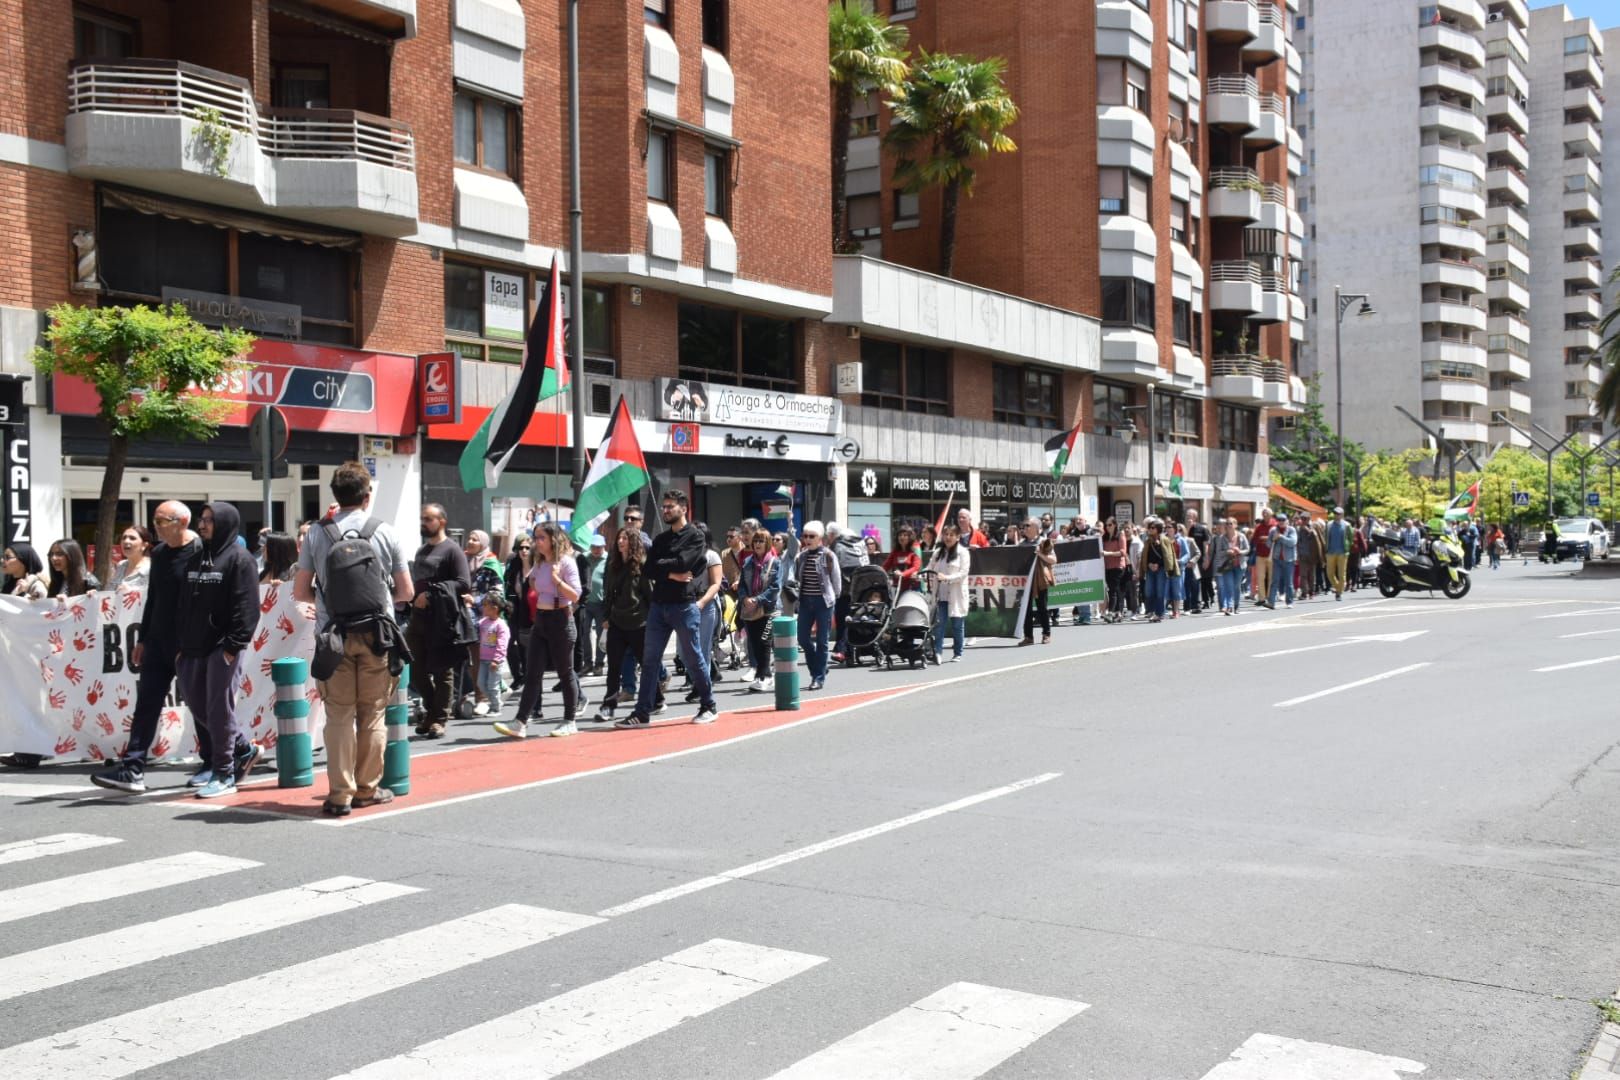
[
  {"x1": 1492, "y1": 0, "x2": 1529, "y2": 27},
  {"x1": 1486, "y1": 129, "x2": 1528, "y2": 170},
  {"x1": 1420, "y1": 257, "x2": 1487, "y2": 293},
  {"x1": 1485, "y1": 93, "x2": 1528, "y2": 135},
  {"x1": 1100, "y1": 329, "x2": 1162, "y2": 383},
  {"x1": 1421, "y1": 62, "x2": 1485, "y2": 104},
  {"x1": 1566, "y1": 154, "x2": 1603, "y2": 191},
  {"x1": 1097, "y1": 0, "x2": 1154, "y2": 65},
  {"x1": 1205, "y1": 0, "x2": 1260, "y2": 43},
  {"x1": 1485, "y1": 165, "x2": 1527, "y2": 206},
  {"x1": 1565, "y1": 85, "x2": 1604, "y2": 124},
  {"x1": 1260, "y1": 360, "x2": 1292, "y2": 409},
  {"x1": 1565, "y1": 224, "x2": 1602, "y2": 256},
  {"x1": 1490, "y1": 419, "x2": 1533, "y2": 449},
  {"x1": 1488, "y1": 312, "x2": 1529, "y2": 342},
  {"x1": 1097, "y1": 105, "x2": 1155, "y2": 175},
  {"x1": 1421, "y1": 338, "x2": 1486, "y2": 368},
  {"x1": 1488, "y1": 278, "x2": 1529, "y2": 310},
  {"x1": 1421, "y1": 101, "x2": 1486, "y2": 144},
  {"x1": 1207, "y1": 74, "x2": 1260, "y2": 132},
  {"x1": 1209, "y1": 262, "x2": 1263, "y2": 314},
  {"x1": 306, "y1": 0, "x2": 416, "y2": 37},
  {"x1": 1419, "y1": 22, "x2": 1486, "y2": 66},
  {"x1": 1243, "y1": 4, "x2": 1287, "y2": 62},
  {"x1": 1565, "y1": 120, "x2": 1602, "y2": 156},
  {"x1": 1285, "y1": 39, "x2": 1301, "y2": 95},
  {"x1": 1562, "y1": 188, "x2": 1600, "y2": 223},
  {"x1": 1421, "y1": 374, "x2": 1489, "y2": 409},
  {"x1": 1257, "y1": 189, "x2": 1290, "y2": 233},
  {"x1": 1565, "y1": 47, "x2": 1603, "y2": 87},
  {"x1": 1581, "y1": 362, "x2": 1604, "y2": 388},
  {"x1": 1488, "y1": 350, "x2": 1531, "y2": 382},
  {"x1": 1210, "y1": 354, "x2": 1268, "y2": 404},
  {"x1": 1436, "y1": 0, "x2": 1486, "y2": 29},
  {"x1": 1252, "y1": 275, "x2": 1287, "y2": 324},
  {"x1": 1246, "y1": 93, "x2": 1288, "y2": 149},
  {"x1": 1420, "y1": 221, "x2": 1486, "y2": 257},
  {"x1": 1565, "y1": 327, "x2": 1601, "y2": 353},
  {"x1": 1566, "y1": 291, "x2": 1603, "y2": 320},
  {"x1": 1286, "y1": 126, "x2": 1302, "y2": 175},
  {"x1": 65, "y1": 60, "x2": 418, "y2": 237},
  {"x1": 1422, "y1": 300, "x2": 1487, "y2": 331},
  {"x1": 1207, "y1": 168, "x2": 1262, "y2": 221},
  {"x1": 1488, "y1": 387, "x2": 1532, "y2": 416},
  {"x1": 1566, "y1": 258, "x2": 1603, "y2": 290}
]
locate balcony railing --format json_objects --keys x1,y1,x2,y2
[
  {"x1": 1209, "y1": 166, "x2": 1262, "y2": 191},
  {"x1": 1213, "y1": 354, "x2": 1263, "y2": 378},
  {"x1": 1260, "y1": 92, "x2": 1287, "y2": 115},
  {"x1": 1210, "y1": 261, "x2": 1263, "y2": 284},
  {"x1": 1257, "y1": 3, "x2": 1284, "y2": 26},
  {"x1": 1260, "y1": 273, "x2": 1288, "y2": 294},
  {"x1": 67, "y1": 60, "x2": 415, "y2": 170},
  {"x1": 1208, "y1": 74, "x2": 1260, "y2": 98},
  {"x1": 1261, "y1": 359, "x2": 1288, "y2": 383}
]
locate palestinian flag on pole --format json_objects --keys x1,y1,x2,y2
[
  {"x1": 1044, "y1": 423, "x2": 1081, "y2": 481},
  {"x1": 458, "y1": 254, "x2": 569, "y2": 491},
  {"x1": 1169, "y1": 452, "x2": 1185, "y2": 497},
  {"x1": 1444, "y1": 479, "x2": 1481, "y2": 520},
  {"x1": 570, "y1": 396, "x2": 649, "y2": 548}
]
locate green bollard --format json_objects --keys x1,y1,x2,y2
[
  {"x1": 270, "y1": 657, "x2": 314, "y2": 788},
  {"x1": 772, "y1": 615, "x2": 800, "y2": 711},
  {"x1": 381, "y1": 663, "x2": 411, "y2": 796}
]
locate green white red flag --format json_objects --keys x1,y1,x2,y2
[
  {"x1": 1444, "y1": 480, "x2": 1481, "y2": 520},
  {"x1": 1044, "y1": 423, "x2": 1081, "y2": 480},
  {"x1": 570, "y1": 396, "x2": 649, "y2": 548},
  {"x1": 1169, "y1": 453, "x2": 1185, "y2": 497}
]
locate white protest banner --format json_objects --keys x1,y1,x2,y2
[{"x1": 0, "y1": 583, "x2": 322, "y2": 763}]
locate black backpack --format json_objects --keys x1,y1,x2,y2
[{"x1": 319, "y1": 518, "x2": 392, "y2": 628}]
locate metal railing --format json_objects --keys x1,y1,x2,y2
[
  {"x1": 1261, "y1": 359, "x2": 1288, "y2": 383},
  {"x1": 1213, "y1": 354, "x2": 1263, "y2": 378},
  {"x1": 1256, "y1": 3, "x2": 1284, "y2": 26},
  {"x1": 1260, "y1": 273, "x2": 1288, "y2": 294},
  {"x1": 1208, "y1": 166, "x2": 1261, "y2": 190},
  {"x1": 1210, "y1": 260, "x2": 1263, "y2": 284},
  {"x1": 1260, "y1": 92, "x2": 1287, "y2": 115},
  {"x1": 67, "y1": 60, "x2": 415, "y2": 170},
  {"x1": 1208, "y1": 73, "x2": 1260, "y2": 98}
]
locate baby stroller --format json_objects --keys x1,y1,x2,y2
[
  {"x1": 884, "y1": 570, "x2": 937, "y2": 669},
  {"x1": 842, "y1": 564, "x2": 894, "y2": 667}
]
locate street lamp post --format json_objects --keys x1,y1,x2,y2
[
  {"x1": 1392, "y1": 405, "x2": 1483, "y2": 501},
  {"x1": 1119, "y1": 385, "x2": 1157, "y2": 520},
  {"x1": 1551, "y1": 423, "x2": 1620, "y2": 523},
  {"x1": 1494, "y1": 413, "x2": 1587, "y2": 523},
  {"x1": 1332, "y1": 286, "x2": 1376, "y2": 508}
]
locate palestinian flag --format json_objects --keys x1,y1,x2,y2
[
  {"x1": 1169, "y1": 452, "x2": 1185, "y2": 497},
  {"x1": 1044, "y1": 423, "x2": 1081, "y2": 480},
  {"x1": 570, "y1": 396, "x2": 649, "y2": 548},
  {"x1": 457, "y1": 254, "x2": 569, "y2": 491},
  {"x1": 1444, "y1": 480, "x2": 1481, "y2": 520}
]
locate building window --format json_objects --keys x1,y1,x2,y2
[
  {"x1": 702, "y1": 0, "x2": 727, "y2": 51},
  {"x1": 992, "y1": 364, "x2": 1058, "y2": 428},
  {"x1": 644, "y1": 0, "x2": 667, "y2": 28},
  {"x1": 893, "y1": 0, "x2": 917, "y2": 12},
  {"x1": 444, "y1": 262, "x2": 528, "y2": 364},
  {"x1": 1155, "y1": 393, "x2": 1201, "y2": 443},
  {"x1": 1172, "y1": 297, "x2": 1192, "y2": 345},
  {"x1": 1097, "y1": 59, "x2": 1148, "y2": 113},
  {"x1": 1094, "y1": 381, "x2": 1132, "y2": 437},
  {"x1": 1099, "y1": 169, "x2": 1151, "y2": 219},
  {"x1": 678, "y1": 303, "x2": 798, "y2": 392},
  {"x1": 1170, "y1": 198, "x2": 1188, "y2": 244},
  {"x1": 894, "y1": 190, "x2": 919, "y2": 223},
  {"x1": 705, "y1": 146, "x2": 730, "y2": 219},
  {"x1": 850, "y1": 91, "x2": 879, "y2": 137},
  {"x1": 1100, "y1": 277, "x2": 1155, "y2": 331},
  {"x1": 860, "y1": 339, "x2": 949, "y2": 415},
  {"x1": 848, "y1": 193, "x2": 882, "y2": 239},
  {"x1": 1565, "y1": 35, "x2": 1592, "y2": 55},
  {"x1": 646, "y1": 129, "x2": 671, "y2": 202},
  {"x1": 1167, "y1": 0, "x2": 1187, "y2": 49},
  {"x1": 454, "y1": 89, "x2": 517, "y2": 178},
  {"x1": 74, "y1": 5, "x2": 136, "y2": 59},
  {"x1": 1219, "y1": 404, "x2": 1259, "y2": 452}
]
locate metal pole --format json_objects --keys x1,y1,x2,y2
[
  {"x1": 567, "y1": 0, "x2": 588, "y2": 498},
  {"x1": 1146, "y1": 384, "x2": 1157, "y2": 518},
  {"x1": 261, "y1": 406, "x2": 271, "y2": 534},
  {"x1": 1334, "y1": 285, "x2": 1344, "y2": 509}
]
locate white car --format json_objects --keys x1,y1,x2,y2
[{"x1": 1554, "y1": 518, "x2": 1611, "y2": 561}]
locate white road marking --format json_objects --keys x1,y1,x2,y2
[
  {"x1": 1254, "y1": 630, "x2": 1428, "y2": 658},
  {"x1": 330, "y1": 938, "x2": 826, "y2": 1079},
  {"x1": 0, "y1": 876, "x2": 421, "y2": 1003},
  {"x1": 1199, "y1": 1032, "x2": 1425, "y2": 1078},
  {"x1": 0, "y1": 782, "x2": 94, "y2": 798},
  {"x1": 1273, "y1": 664, "x2": 1431, "y2": 708},
  {"x1": 0, "y1": 904, "x2": 602, "y2": 1080},
  {"x1": 764, "y1": 981, "x2": 1087, "y2": 1080},
  {"x1": 1534, "y1": 655, "x2": 1620, "y2": 673},
  {"x1": 0, "y1": 832, "x2": 121, "y2": 866},
  {"x1": 1534, "y1": 606, "x2": 1620, "y2": 620},
  {"x1": 0, "y1": 851, "x2": 258, "y2": 925},
  {"x1": 598, "y1": 772, "x2": 1061, "y2": 917},
  {"x1": 1559, "y1": 626, "x2": 1620, "y2": 639}
]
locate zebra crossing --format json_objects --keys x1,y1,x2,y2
[{"x1": 0, "y1": 829, "x2": 1437, "y2": 1079}]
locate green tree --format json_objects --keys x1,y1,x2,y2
[
  {"x1": 1356, "y1": 449, "x2": 1443, "y2": 524},
  {"x1": 885, "y1": 49, "x2": 1018, "y2": 277},
  {"x1": 33, "y1": 303, "x2": 251, "y2": 583},
  {"x1": 828, "y1": 0, "x2": 909, "y2": 251},
  {"x1": 1268, "y1": 374, "x2": 1364, "y2": 509}
]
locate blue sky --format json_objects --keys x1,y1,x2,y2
[{"x1": 1531, "y1": 0, "x2": 1618, "y2": 27}]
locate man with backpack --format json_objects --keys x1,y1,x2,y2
[{"x1": 294, "y1": 462, "x2": 413, "y2": 816}]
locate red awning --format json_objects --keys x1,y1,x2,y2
[{"x1": 1268, "y1": 482, "x2": 1328, "y2": 517}]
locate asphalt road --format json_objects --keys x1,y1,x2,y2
[{"x1": 3, "y1": 557, "x2": 1619, "y2": 1079}]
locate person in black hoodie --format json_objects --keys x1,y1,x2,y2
[
  {"x1": 175, "y1": 501, "x2": 263, "y2": 798},
  {"x1": 617, "y1": 489, "x2": 716, "y2": 728},
  {"x1": 89, "y1": 501, "x2": 203, "y2": 794}
]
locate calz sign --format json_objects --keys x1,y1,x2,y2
[{"x1": 5, "y1": 428, "x2": 30, "y2": 544}]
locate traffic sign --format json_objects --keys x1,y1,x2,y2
[
  {"x1": 1588, "y1": 491, "x2": 1601, "y2": 507},
  {"x1": 249, "y1": 405, "x2": 289, "y2": 462},
  {"x1": 1513, "y1": 491, "x2": 1530, "y2": 507}
]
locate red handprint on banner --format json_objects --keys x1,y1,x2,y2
[
  {"x1": 74, "y1": 629, "x2": 95, "y2": 651},
  {"x1": 150, "y1": 736, "x2": 171, "y2": 758},
  {"x1": 260, "y1": 583, "x2": 280, "y2": 613},
  {"x1": 54, "y1": 735, "x2": 76, "y2": 755},
  {"x1": 63, "y1": 663, "x2": 84, "y2": 685},
  {"x1": 48, "y1": 689, "x2": 66, "y2": 709},
  {"x1": 162, "y1": 707, "x2": 181, "y2": 729},
  {"x1": 87, "y1": 743, "x2": 104, "y2": 761},
  {"x1": 86, "y1": 679, "x2": 104, "y2": 705},
  {"x1": 71, "y1": 601, "x2": 88, "y2": 622},
  {"x1": 238, "y1": 675, "x2": 253, "y2": 699},
  {"x1": 259, "y1": 729, "x2": 278, "y2": 751},
  {"x1": 121, "y1": 588, "x2": 142, "y2": 609},
  {"x1": 277, "y1": 613, "x2": 295, "y2": 639},
  {"x1": 249, "y1": 708, "x2": 263, "y2": 730},
  {"x1": 121, "y1": 714, "x2": 132, "y2": 731},
  {"x1": 100, "y1": 595, "x2": 114, "y2": 620},
  {"x1": 39, "y1": 659, "x2": 53, "y2": 683},
  {"x1": 71, "y1": 709, "x2": 86, "y2": 731},
  {"x1": 253, "y1": 627, "x2": 270, "y2": 652},
  {"x1": 96, "y1": 714, "x2": 114, "y2": 736},
  {"x1": 115, "y1": 693, "x2": 130, "y2": 710},
  {"x1": 47, "y1": 630, "x2": 63, "y2": 654},
  {"x1": 260, "y1": 657, "x2": 273, "y2": 677}
]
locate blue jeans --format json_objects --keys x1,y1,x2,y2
[
  {"x1": 1182, "y1": 566, "x2": 1200, "y2": 610},
  {"x1": 1218, "y1": 568, "x2": 1243, "y2": 611},
  {"x1": 1142, "y1": 568, "x2": 1169, "y2": 618},
  {"x1": 934, "y1": 609, "x2": 965, "y2": 659},
  {"x1": 476, "y1": 659, "x2": 500, "y2": 706},
  {"x1": 1167, "y1": 571, "x2": 1184, "y2": 606},
  {"x1": 798, "y1": 594, "x2": 833, "y2": 682},
  {"x1": 698, "y1": 599, "x2": 718, "y2": 673},
  {"x1": 1269, "y1": 558, "x2": 1296, "y2": 606},
  {"x1": 636, "y1": 602, "x2": 711, "y2": 715}
]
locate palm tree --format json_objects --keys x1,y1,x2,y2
[
  {"x1": 1595, "y1": 266, "x2": 1620, "y2": 428},
  {"x1": 884, "y1": 50, "x2": 1018, "y2": 278},
  {"x1": 828, "y1": 1, "x2": 909, "y2": 251}
]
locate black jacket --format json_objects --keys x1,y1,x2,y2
[
  {"x1": 647, "y1": 523, "x2": 708, "y2": 604},
  {"x1": 503, "y1": 552, "x2": 533, "y2": 630},
  {"x1": 140, "y1": 534, "x2": 201, "y2": 657},
  {"x1": 177, "y1": 501, "x2": 261, "y2": 658}
]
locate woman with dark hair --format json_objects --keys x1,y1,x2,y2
[
  {"x1": 735, "y1": 527, "x2": 782, "y2": 692},
  {"x1": 1101, "y1": 518, "x2": 1127, "y2": 623},
  {"x1": 883, "y1": 524, "x2": 921, "y2": 591},
  {"x1": 258, "y1": 531, "x2": 298, "y2": 584},
  {"x1": 46, "y1": 538, "x2": 97, "y2": 597},
  {"x1": 111, "y1": 526, "x2": 155, "y2": 589},
  {"x1": 3, "y1": 542, "x2": 47, "y2": 599},
  {"x1": 496, "y1": 523, "x2": 580, "y2": 740},
  {"x1": 595, "y1": 528, "x2": 661, "y2": 723}
]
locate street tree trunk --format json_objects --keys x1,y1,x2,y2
[
  {"x1": 831, "y1": 84, "x2": 853, "y2": 250},
  {"x1": 938, "y1": 179, "x2": 961, "y2": 278},
  {"x1": 94, "y1": 429, "x2": 128, "y2": 585}
]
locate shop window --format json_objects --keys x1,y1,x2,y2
[
  {"x1": 678, "y1": 303, "x2": 798, "y2": 392},
  {"x1": 74, "y1": 5, "x2": 136, "y2": 59},
  {"x1": 702, "y1": 0, "x2": 727, "y2": 52},
  {"x1": 1100, "y1": 277, "x2": 1155, "y2": 331},
  {"x1": 705, "y1": 146, "x2": 731, "y2": 219},
  {"x1": 860, "y1": 339, "x2": 948, "y2": 415},
  {"x1": 992, "y1": 364, "x2": 1058, "y2": 428},
  {"x1": 454, "y1": 89, "x2": 518, "y2": 179},
  {"x1": 1219, "y1": 404, "x2": 1259, "y2": 452},
  {"x1": 1094, "y1": 380, "x2": 1132, "y2": 437},
  {"x1": 1154, "y1": 393, "x2": 1201, "y2": 443},
  {"x1": 646, "y1": 129, "x2": 671, "y2": 203},
  {"x1": 644, "y1": 0, "x2": 667, "y2": 28}
]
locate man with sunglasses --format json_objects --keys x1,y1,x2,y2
[{"x1": 618, "y1": 490, "x2": 716, "y2": 727}]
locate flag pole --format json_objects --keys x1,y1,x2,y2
[{"x1": 566, "y1": 0, "x2": 588, "y2": 504}]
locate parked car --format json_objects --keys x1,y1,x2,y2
[{"x1": 1552, "y1": 518, "x2": 1610, "y2": 561}]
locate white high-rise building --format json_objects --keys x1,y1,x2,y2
[
  {"x1": 1604, "y1": 28, "x2": 1620, "y2": 357},
  {"x1": 1297, "y1": 0, "x2": 1608, "y2": 455}
]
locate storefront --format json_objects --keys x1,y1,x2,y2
[
  {"x1": 845, "y1": 464, "x2": 970, "y2": 547},
  {"x1": 977, "y1": 473, "x2": 1082, "y2": 535}
]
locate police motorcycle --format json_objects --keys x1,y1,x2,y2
[{"x1": 1370, "y1": 526, "x2": 1471, "y2": 600}]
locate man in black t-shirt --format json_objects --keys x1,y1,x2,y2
[
  {"x1": 406, "y1": 503, "x2": 472, "y2": 737},
  {"x1": 1187, "y1": 509, "x2": 1213, "y2": 613}
]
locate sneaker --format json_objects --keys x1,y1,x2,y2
[
  {"x1": 232, "y1": 742, "x2": 264, "y2": 783},
  {"x1": 90, "y1": 763, "x2": 147, "y2": 794},
  {"x1": 591, "y1": 704, "x2": 616, "y2": 723},
  {"x1": 321, "y1": 800, "x2": 351, "y2": 818},
  {"x1": 614, "y1": 712, "x2": 650, "y2": 728},
  {"x1": 414, "y1": 721, "x2": 432, "y2": 736},
  {"x1": 650, "y1": 700, "x2": 667, "y2": 715},
  {"x1": 195, "y1": 775, "x2": 236, "y2": 799},
  {"x1": 549, "y1": 720, "x2": 578, "y2": 738},
  {"x1": 808, "y1": 678, "x2": 824, "y2": 691},
  {"x1": 692, "y1": 705, "x2": 718, "y2": 725},
  {"x1": 427, "y1": 723, "x2": 446, "y2": 739},
  {"x1": 493, "y1": 719, "x2": 528, "y2": 739},
  {"x1": 186, "y1": 767, "x2": 215, "y2": 788},
  {"x1": 473, "y1": 701, "x2": 491, "y2": 717},
  {"x1": 750, "y1": 678, "x2": 770, "y2": 692},
  {"x1": 1285, "y1": 601, "x2": 1294, "y2": 609},
  {"x1": 353, "y1": 788, "x2": 395, "y2": 808},
  {"x1": 1017, "y1": 637, "x2": 1034, "y2": 647},
  {"x1": 947, "y1": 655, "x2": 962, "y2": 663}
]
